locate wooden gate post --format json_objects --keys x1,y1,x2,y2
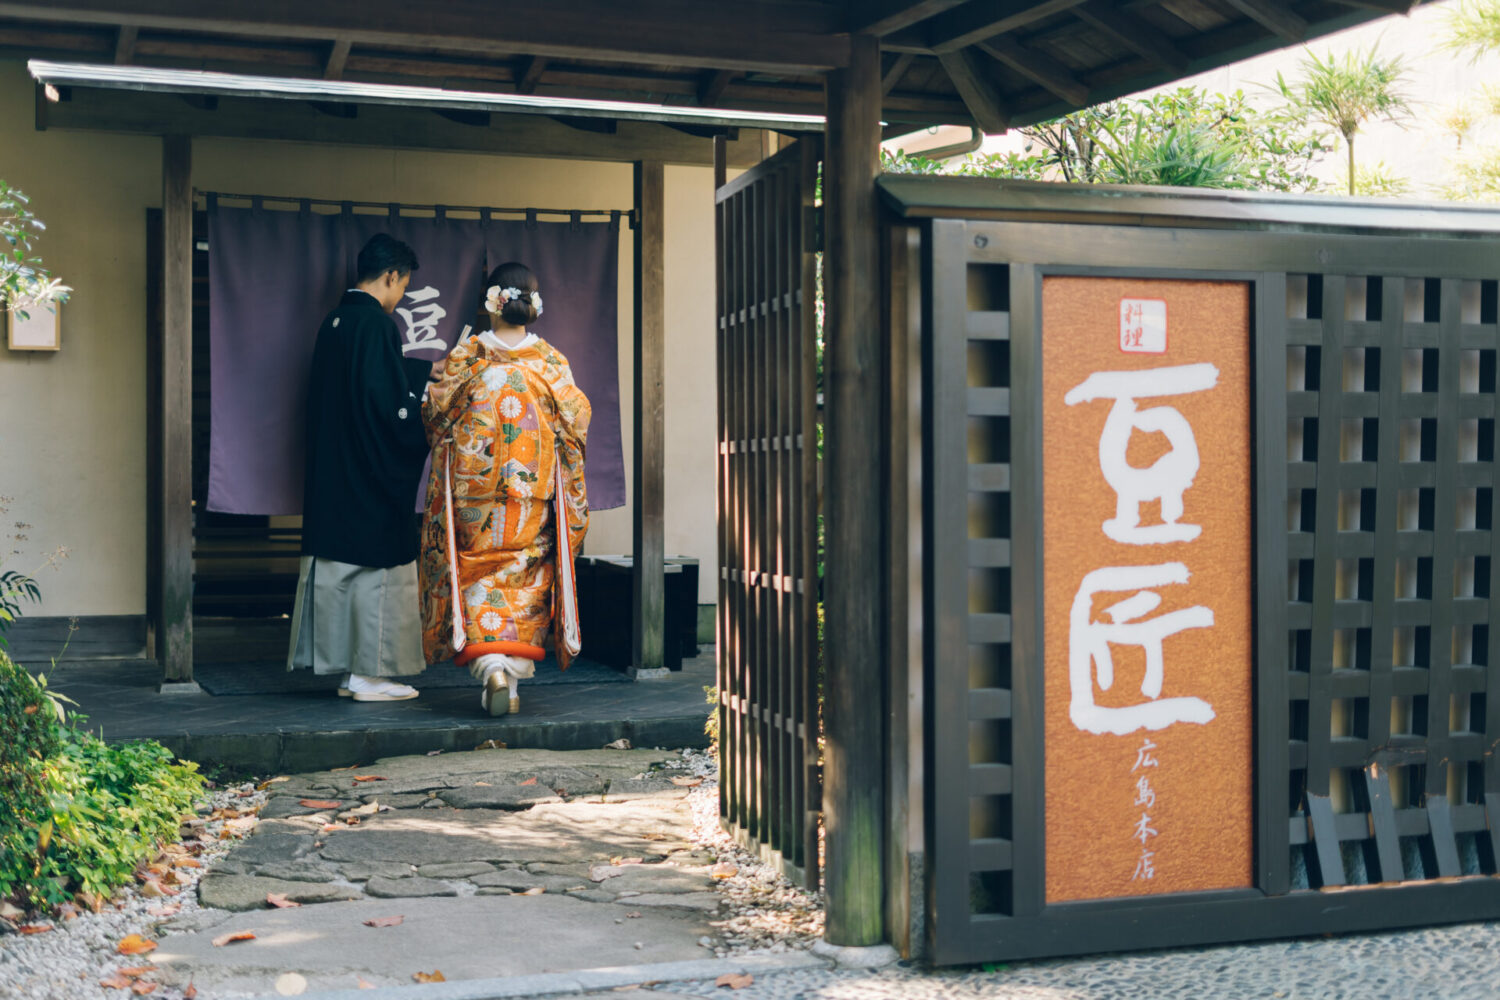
[
  {"x1": 632, "y1": 160, "x2": 667, "y2": 673},
  {"x1": 822, "y1": 33, "x2": 886, "y2": 946},
  {"x1": 157, "y1": 134, "x2": 196, "y2": 690}
]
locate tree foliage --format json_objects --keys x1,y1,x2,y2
[
  {"x1": 1443, "y1": 0, "x2": 1500, "y2": 58},
  {"x1": 884, "y1": 88, "x2": 1327, "y2": 193},
  {"x1": 1270, "y1": 46, "x2": 1413, "y2": 195},
  {"x1": 0, "y1": 180, "x2": 70, "y2": 320}
]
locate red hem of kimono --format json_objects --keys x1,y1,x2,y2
[{"x1": 453, "y1": 641, "x2": 546, "y2": 666}]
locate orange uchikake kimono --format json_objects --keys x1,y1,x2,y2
[{"x1": 418, "y1": 333, "x2": 590, "y2": 671}]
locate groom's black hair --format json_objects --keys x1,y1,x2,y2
[{"x1": 356, "y1": 233, "x2": 420, "y2": 283}]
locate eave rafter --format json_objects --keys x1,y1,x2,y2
[
  {"x1": 937, "y1": 46, "x2": 1009, "y2": 133},
  {"x1": 1071, "y1": 0, "x2": 1189, "y2": 72},
  {"x1": 0, "y1": 0, "x2": 853, "y2": 74}
]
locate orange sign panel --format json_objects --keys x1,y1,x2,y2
[{"x1": 1042, "y1": 276, "x2": 1254, "y2": 903}]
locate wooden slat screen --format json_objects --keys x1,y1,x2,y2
[
  {"x1": 920, "y1": 214, "x2": 1500, "y2": 965},
  {"x1": 715, "y1": 140, "x2": 821, "y2": 887}
]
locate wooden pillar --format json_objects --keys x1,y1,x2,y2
[
  {"x1": 822, "y1": 33, "x2": 886, "y2": 946},
  {"x1": 157, "y1": 134, "x2": 195, "y2": 688},
  {"x1": 632, "y1": 160, "x2": 666, "y2": 673}
]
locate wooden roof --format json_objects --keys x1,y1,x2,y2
[{"x1": 0, "y1": 1, "x2": 1431, "y2": 131}]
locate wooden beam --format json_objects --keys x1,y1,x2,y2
[
  {"x1": 937, "y1": 48, "x2": 1010, "y2": 133},
  {"x1": 822, "y1": 31, "x2": 886, "y2": 948},
  {"x1": 515, "y1": 55, "x2": 548, "y2": 95},
  {"x1": 928, "y1": 0, "x2": 1090, "y2": 53},
  {"x1": 1222, "y1": 0, "x2": 1307, "y2": 41},
  {"x1": 632, "y1": 160, "x2": 666, "y2": 675},
  {"x1": 698, "y1": 69, "x2": 735, "y2": 108},
  {"x1": 158, "y1": 134, "x2": 195, "y2": 689},
  {"x1": 434, "y1": 107, "x2": 490, "y2": 127},
  {"x1": 854, "y1": 0, "x2": 970, "y2": 35},
  {"x1": 112, "y1": 22, "x2": 135, "y2": 63},
  {"x1": 975, "y1": 36, "x2": 1089, "y2": 106},
  {"x1": 1326, "y1": 0, "x2": 1415, "y2": 13},
  {"x1": 0, "y1": 0, "x2": 853, "y2": 74},
  {"x1": 1073, "y1": 0, "x2": 1189, "y2": 72},
  {"x1": 43, "y1": 86, "x2": 769, "y2": 166},
  {"x1": 323, "y1": 37, "x2": 351, "y2": 80},
  {"x1": 881, "y1": 52, "x2": 915, "y2": 95}
]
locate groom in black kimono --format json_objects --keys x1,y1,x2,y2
[{"x1": 287, "y1": 234, "x2": 434, "y2": 701}]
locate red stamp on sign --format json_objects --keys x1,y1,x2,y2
[{"x1": 1119, "y1": 298, "x2": 1167, "y2": 354}]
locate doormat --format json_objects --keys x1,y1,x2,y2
[{"x1": 194, "y1": 654, "x2": 630, "y2": 696}]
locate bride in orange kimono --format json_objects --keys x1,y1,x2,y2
[{"x1": 419, "y1": 261, "x2": 590, "y2": 715}]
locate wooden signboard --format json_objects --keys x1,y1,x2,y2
[{"x1": 1042, "y1": 276, "x2": 1253, "y2": 903}]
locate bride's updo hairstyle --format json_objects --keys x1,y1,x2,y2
[{"x1": 484, "y1": 261, "x2": 542, "y2": 327}]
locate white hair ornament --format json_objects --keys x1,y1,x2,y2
[{"x1": 485, "y1": 284, "x2": 543, "y2": 318}]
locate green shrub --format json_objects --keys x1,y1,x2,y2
[
  {"x1": 0, "y1": 651, "x2": 204, "y2": 908},
  {"x1": 0, "y1": 652, "x2": 62, "y2": 902}
]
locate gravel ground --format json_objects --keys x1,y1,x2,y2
[
  {"x1": 668, "y1": 748, "x2": 826, "y2": 957},
  {"x1": 0, "y1": 781, "x2": 268, "y2": 1000},
  {"x1": 602, "y1": 918, "x2": 1500, "y2": 1000}
]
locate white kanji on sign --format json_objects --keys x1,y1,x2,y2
[
  {"x1": 1064, "y1": 363, "x2": 1219, "y2": 545},
  {"x1": 397, "y1": 285, "x2": 450, "y2": 356},
  {"x1": 1119, "y1": 298, "x2": 1167, "y2": 354},
  {"x1": 1068, "y1": 562, "x2": 1216, "y2": 735}
]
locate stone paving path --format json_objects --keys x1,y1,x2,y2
[{"x1": 148, "y1": 747, "x2": 732, "y2": 995}]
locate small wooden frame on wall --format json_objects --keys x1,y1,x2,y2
[{"x1": 6, "y1": 303, "x2": 61, "y2": 351}]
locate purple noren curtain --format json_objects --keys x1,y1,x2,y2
[{"x1": 206, "y1": 202, "x2": 625, "y2": 516}]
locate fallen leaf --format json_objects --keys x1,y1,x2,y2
[
  {"x1": 626, "y1": 911, "x2": 642, "y2": 918},
  {"x1": 472, "y1": 781, "x2": 492, "y2": 787},
  {"x1": 642, "y1": 832, "x2": 670, "y2": 841},
  {"x1": 412, "y1": 971, "x2": 447, "y2": 984},
  {"x1": 518, "y1": 777, "x2": 538, "y2": 786},
  {"x1": 520, "y1": 887, "x2": 546, "y2": 896},
  {"x1": 344, "y1": 817, "x2": 361, "y2": 826},
  {"x1": 257, "y1": 777, "x2": 290, "y2": 790},
  {"x1": 299, "y1": 799, "x2": 343, "y2": 810},
  {"x1": 356, "y1": 977, "x2": 377, "y2": 989},
  {"x1": 711, "y1": 863, "x2": 739, "y2": 880},
  {"x1": 266, "y1": 893, "x2": 301, "y2": 909},
  {"x1": 146, "y1": 904, "x2": 181, "y2": 917},
  {"x1": 352, "y1": 775, "x2": 387, "y2": 783},
  {"x1": 363, "y1": 915, "x2": 404, "y2": 928},
  {"x1": 332, "y1": 764, "x2": 360, "y2": 771},
  {"x1": 425, "y1": 750, "x2": 443, "y2": 756},
  {"x1": 211, "y1": 931, "x2": 256, "y2": 947},
  {"x1": 174, "y1": 858, "x2": 202, "y2": 869},
  {"x1": 321, "y1": 824, "x2": 342, "y2": 833},
  {"x1": 118, "y1": 967, "x2": 155, "y2": 979},
  {"x1": 474, "y1": 739, "x2": 507, "y2": 750},
  {"x1": 238, "y1": 789, "x2": 257, "y2": 798},
  {"x1": 131, "y1": 981, "x2": 158, "y2": 995},
  {"x1": 100, "y1": 973, "x2": 134, "y2": 990},
  {"x1": 117, "y1": 935, "x2": 158, "y2": 955},
  {"x1": 670, "y1": 776, "x2": 704, "y2": 787},
  {"x1": 16, "y1": 923, "x2": 53, "y2": 935},
  {"x1": 715, "y1": 973, "x2": 754, "y2": 990},
  {"x1": 58, "y1": 903, "x2": 82, "y2": 921},
  {"x1": 183, "y1": 982, "x2": 197, "y2": 999},
  {"x1": 604, "y1": 738, "x2": 632, "y2": 750},
  {"x1": 340, "y1": 802, "x2": 379, "y2": 818}
]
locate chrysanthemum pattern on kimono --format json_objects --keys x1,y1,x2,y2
[{"x1": 419, "y1": 333, "x2": 590, "y2": 666}]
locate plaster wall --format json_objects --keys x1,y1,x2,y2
[{"x1": 0, "y1": 59, "x2": 721, "y2": 618}]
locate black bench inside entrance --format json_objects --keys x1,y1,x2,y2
[{"x1": 576, "y1": 555, "x2": 699, "y2": 672}]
